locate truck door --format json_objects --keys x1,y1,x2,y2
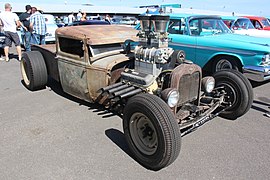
[{"x1": 57, "y1": 37, "x2": 90, "y2": 101}]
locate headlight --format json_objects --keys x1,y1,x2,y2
[
  {"x1": 161, "y1": 88, "x2": 179, "y2": 108},
  {"x1": 262, "y1": 54, "x2": 270, "y2": 65},
  {"x1": 201, "y1": 77, "x2": 215, "y2": 93}
]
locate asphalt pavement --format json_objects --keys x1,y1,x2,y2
[{"x1": 0, "y1": 49, "x2": 270, "y2": 180}]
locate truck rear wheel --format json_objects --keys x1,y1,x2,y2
[
  {"x1": 213, "y1": 69, "x2": 253, "y2": 119},
  {"x1": 20, "y1": 51, "x2": 48, "y2": 91},
  {"x1": 123, "y1": 93, "x2": 181, "y2": 171}
]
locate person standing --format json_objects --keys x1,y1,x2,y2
[
  {"x1": 67, "y1": 12, "x2": 75, "y2": 24},
  {"x1": 0, "y1": 3, "x2": 22, "y2": 61},
  {"x1": 80, "y1": 12, "x2": 87, "y2": 21},
  {"x1": 105, "y1": 14, "x2": 111, "y2": 24},
  {"x1": 77, "y1": 10, "x2": 82, "y2": 21},
  {"x1": 29, "y1": 6, "x2": 46, "y2": 45},
  {"x1": 19, "y1": 5, "x2": 32, "y2": 51}
]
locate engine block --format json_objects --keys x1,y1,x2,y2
[{"x1": 122, "y1": 15, "x2": 175, "y2": 88}]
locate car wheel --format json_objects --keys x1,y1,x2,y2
[
  {"x1": 212, "y1": 56, "x2": 240, "y2": 73},
  {"x1": 123, "y1": 93, "x2": 181, "y2": 171},
  {"x1": 20, "y1": 51, "x2": 48, "y2": 91},
  {"x1": 213, "y1": 69, "x2": 253, "y2": 120}
]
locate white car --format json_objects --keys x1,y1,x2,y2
[
  {"x1": 43, "y1": 14, "x2": 58, "y2": 43},
  {"x1": 222, "y1": 16, "x2": 270, "y2": 38}
]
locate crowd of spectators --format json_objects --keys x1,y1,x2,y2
[
  {"x1": 0, "y1": 3, "x2": 47, "y2": 61},
  {"x1": 0, "y1": 3, "x2": 138, "y2": 61}
]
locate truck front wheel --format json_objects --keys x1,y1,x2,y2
[
  {"x1": 123, "y1": 93, "x2": 181, "y2": 171},
  {"x1": 20, "y1": 51, "x2": 48, "y2": 91},
  {"x1": 214, "y1": 69, "x2": 253, "y2": 120}
]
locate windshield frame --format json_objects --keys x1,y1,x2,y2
[
  {"x1": 261, "y1": 19, "x2": 270, "y2": 27},
  {"x1": 232, "y1": 18, "x2": 255, "y2": 30}
]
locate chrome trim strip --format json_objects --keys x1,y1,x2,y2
[
  {"x1": 243, "y1": 65, "x2": 270, "y2": 82},
  {"x1": 169, "y1": 42, "x2": 257, "y2": 56}
]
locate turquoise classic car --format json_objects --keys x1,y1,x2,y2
[{"x1": 166, "y1": 14, "x2": 270, "y2": 82}]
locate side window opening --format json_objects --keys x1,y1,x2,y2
[
  {"x1": 91, "y1": 43, "x2": 122, "y2": 55},
  {"x1": 168, "y1": 20, "x2": 181, "y2": 34},
  {"x1": 255, "y1": 21, "x2": 262, "y2": 28},
  {"x1": 189, "y1": 19, "x2": 200, "y2": 36},
  {"x1": 58, "y1": 37, "x2": 84, "y2": 57}
]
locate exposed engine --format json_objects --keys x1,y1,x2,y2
[{"x1": 121, "y1": 15, "x2": 185, "y2": 89}]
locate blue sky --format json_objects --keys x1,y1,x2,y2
[{"x1": 5, "y1": 0, "x2": 270, "y2": 17}]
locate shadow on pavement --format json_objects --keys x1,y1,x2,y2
[
  {"x1": 105, "y1": 128, "x2": 137, "y2": 163},
  {"x1": 21, "y1": 77, "x2": 121, "y2": 119},
  {"x1": 47, "y1": 78, "x2": 137, "y2": 158},
  {"x1": 250, "y1": 79, "x2": 270, "y2": 88},
  {"x1": 252, "y1": 99, "x2": 270, "y2": 118},
  {"x1": 105, "y1": 128, "x2": 132, "y2": 155}
]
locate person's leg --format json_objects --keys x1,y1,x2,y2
[
  {"x1": 24, "y1": 31, "x2": 31, "y2": 51},
  {"x1": 16, "y1": 46, "x2": 22, "y2": 61},
  {"x1": 31, "y1": 33, "x2": 40, "y2": 45},
  {"x1": 4, "y1": 46, "x2": 9, "y2": 61},
  {"x1": 40, "y1": 35, "x2": 46, "y2": 45},
  {"x1": 21, "y1": 29, "x2": 25, "y2": 47},
  {"x1": 12, "y1": 32, "x2": 22, "y2": 60},
  {"x1": 3, "y1": 32, "x2": 12, "y2": 62}
]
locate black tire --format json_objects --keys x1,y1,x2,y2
[
  {"x1": 20, "y1": 51, "x2": 48, "y2": 91},
  {"x1": 213, "y1": 69, "x2": 253, "y2": 120},
  {"x1": 123, "y1": 93, "x2": 181, "y2": 171},
  {"x1": 212, "y1": 56, "x2": 241, "y2": 73}
]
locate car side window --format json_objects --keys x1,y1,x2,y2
[
  {"x1": 58, "y1": 37, "x2": 84, "y2": 58},
  {"x1": 254, "y1": 20, "x2": 262, "y2": 29},
  {"x1": 168, "y1": 20, "x2": 181, "y2": 34},
  {"x1": 168, "y1": 19, "x2": 188, "y2": 35},
  {"x1": 189, "y1": 19, "x2": 200, "y2": 36},
  {"x1": 223, "y1": 20, "x2": 233, "y2": 28}
]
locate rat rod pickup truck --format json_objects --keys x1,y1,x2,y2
[{"x1": 20, "y1": 15, "x2": 253, "y2": 171}]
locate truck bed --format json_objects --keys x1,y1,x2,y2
[{"x1": 32, "y1": 44, "x2": 56, "y2": 54}]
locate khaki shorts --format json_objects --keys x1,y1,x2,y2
[{"x1": 4, "y1": 31, "x2": 20, "y2": 47}]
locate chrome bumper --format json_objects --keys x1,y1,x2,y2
[{"x1": 243, "y1": 65, "x2": 270, "y2": 82}]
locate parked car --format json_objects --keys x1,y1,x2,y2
[
  {"x1": 119, "y1": 17, "x2": 139, "y2": 26},
  {"x1": 43, "y1": 14, "x2": 58, "y2": 43},
  {"x1": 243, "y1": 16, "x2": 270, "y2": 30},
  {"x1": 221, "y1": 16, "x2": 270, "y2": 38},
  {"x1": 165, "y1": 14, "x2": 270, "y2": 82},
  {"x1": 111, "y1": 17, "x2": 122, "y2": 24},
  {"x1": 20, "y1": 16, "x2": 253, "y2": 170},
  {"x1": 67, "y1": 20, "x2": 109, "y2": 26}
]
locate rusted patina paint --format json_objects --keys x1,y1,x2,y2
[
  {"x1": 56, "y1": 25, "x2": 138, "y2": 45},
  {"x1": 88, "y1": 53, "x2": 134, "y2": 100}
]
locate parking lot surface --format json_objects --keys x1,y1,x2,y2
[{"x1": 0, "y1": 53, "x2": 270, "y2": 179}]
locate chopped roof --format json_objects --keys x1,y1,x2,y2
[{"x1": 56, "y1": 25, "x2": 138, "y2": 45}]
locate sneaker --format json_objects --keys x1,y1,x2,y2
[
  {"x1": 0, "y1": 57, "x2": 4, "y2": 61},
  {"x1": 5, "y1": 57, "x2": 9, "y2": 62}
]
